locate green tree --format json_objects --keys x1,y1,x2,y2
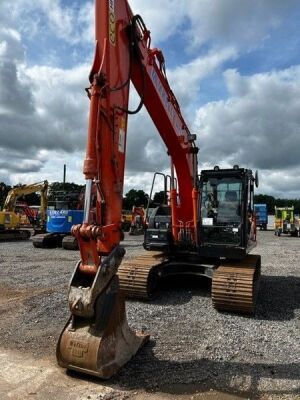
[
  {"x1": 48, "y1": 182, "x2": 85, "y2": 198},
  {"x1": 123, "y1": 189, "x2": 148, "y2": 210},
  {"x1": 152, "y1": 190, "x2": 167, "y2": 206},
  {"x1": 48, "y1": 182, "x2": 85, "y2": 209},
  {"x1": 0, "y1": 182, "x2": 12, "y2": 209},
  {"x1": 254, "y1": 194, "x2": 276, "y2": 214},
  {"x1": 254, "y1": 194, "x2": 300, "y2": 215}
]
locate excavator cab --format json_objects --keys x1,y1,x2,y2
[
  {"x1": 198, "y1": 166, "x2": 258, "y2": 259},
  {"x1": 144, "y1": 172, "x2": 173, "y2": 251},
  {"x1": 144, "y1": 205, "x2": 173, "y2": 250}
]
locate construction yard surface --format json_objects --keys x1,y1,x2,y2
[{"x1": 0, "y1": 230, "x2": 299, "y2": 400}]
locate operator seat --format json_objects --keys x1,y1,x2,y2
[{"x1": 217, "y1": 190, "x2": 240, "y2": 223}]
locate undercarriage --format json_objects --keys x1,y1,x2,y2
[
  {"x1": 118, "y1": 250, "x2": 261, "y2": 315},
  {"x1": 0, "y1": 228, "x2": 31, "y2": 241}
]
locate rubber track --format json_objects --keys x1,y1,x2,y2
[
  {"x1": 211, "y1": 254, "x2": 261, "y2": 315},
  {"x1": 32, "y1": 233, "x2": 62, "y2": 248},
  {"x1": 62, "y1": 235, "x2": 78, "y2": 250},
  {"x1": 118, "y1": 251, "x2": 167, "y2": 299},
  {"x1": 0, "y1": 230, "x2": 30, "y2": 241}
]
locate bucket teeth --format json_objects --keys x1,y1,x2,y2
[{"x1": 57, "y1": 276, "x2": 149, "y2": 378}]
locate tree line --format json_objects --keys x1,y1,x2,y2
[
  {"x1": 254, "y1": 194, "x2": 300, "y2": 214},
  {"x1": 124, "y1": 190, "x2": 300, "y2": 214},
  {"x1": 1, "y1": 181, "x2": 298, "y2": 214},
  {"x1": 0, "y1": 182, "x2": 84, "y2": 209},
  {"x1": 0, "y1": 183, "x2": 163, "y2": 211}
]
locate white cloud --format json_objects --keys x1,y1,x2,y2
[
  {"x1": 7, "y1": 150, "x2": 85, "y2": 186},
  {"x1": 131, "y1": 0, "x2": 297, "y2": 51},
  {"x1": 0, "y1": 20, "x2": 91, "y2": 184},
  {"x1": 194, "y1": 66, "x2": 300, "y2": 196},
  {"x1": 130, "y1": 0, "x2": 185, "y2": 42},
  {"x1": 3, "y1": 0, "x2": 296, "y2": 52},
  {"x1": 185, "y1": 0, "x2": 281, "y2": 49},
  {"x1": 259, "y1": 169, "x2": 300, "y2": 199},
  {"x1": 168, "y1": 47, "x2": 237, "y2": 111},
  {"x1": 1, "y1": 0, "x2": 300, "y2": 199},
  {"x1": 2, "y1": 0, "x2": 94, "y2": 45},
  {"x1": 0, "y1": 60, "x2": 90, "y2": 153},
  {"x1": 124, "y1": 46, "x2": 237, "y2": 175},
  {"x1": 0, "y1": 27, "x2": 24, "y2": 63}
]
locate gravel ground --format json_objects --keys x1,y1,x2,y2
[{"x1": 0, "y1": 230, "x2": 299, "y2": 399}]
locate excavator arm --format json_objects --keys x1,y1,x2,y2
[
  {"x1": 57, "y1": 0, "x2": 199, "y2": 378},
  {"x1": 72, "y1": 0, "x2": 198, "y2": 270}
]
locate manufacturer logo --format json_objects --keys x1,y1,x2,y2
[
  {"x1": 109, "y1": 0, "x2": 116, "y2": 46},
  {"x1": 68, "y1": 340, "x2": 89, "y2": 358},
  {"x1": 150, "y1": 68, "x2": 183, "y2": 138},
  {"x1": 49, "y1": 210, "x2": 68, "y2": 217},
  {"x1": 118, "y1": 117, "x2": 126, "y2": 153}
]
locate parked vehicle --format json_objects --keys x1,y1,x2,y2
[
  {"x1": 32, "y1": 190, "x2": 84, "y2": 249},
  {"x1": 274, "y1": 206, "x2": 299, "y2": 237},
  {"x1": 254, "y1": 204, "x2": 268, "y2": 230},
  {"x1": 0, "y1": 181, "x2": 48, "y2": 240}
]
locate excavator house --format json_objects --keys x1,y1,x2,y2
[{"x1": 57, "y1": 0, "x2": 261, "y2": 379}]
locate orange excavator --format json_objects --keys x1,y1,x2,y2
[
  {"x1": 57, "y1": 0, "x2": 260, "y2": 379},
  {"x1": 128, "y1": 206, "x2": 146, "y2": 235}
]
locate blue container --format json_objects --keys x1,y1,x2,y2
[
  {"x1": 47, "y1": 209, "x2": 84, "y2": 233},
  {"x1": 254, "y1": 204, "x2": 268, "y2": 229}
]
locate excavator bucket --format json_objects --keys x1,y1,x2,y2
[{"x1": 57, "y1": 251, "x2": 149, "y2": 378}]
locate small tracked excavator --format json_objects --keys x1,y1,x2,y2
[
  {"x1": 128, "y1": 206, "x2": 146, "y2": 235},
  {"x1": 33, "y1": 189, "x2": 84, "y2": 249},
  {"x1": 57, "y1": 0, "x2": 261, "y2": 379},
  {"x1": 0, "y1": 181, "x2": 48, "y2": 240}
]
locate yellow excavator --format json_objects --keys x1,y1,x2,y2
[{"x1": 0, "y1": 180, "x2": 48, "y2": 241}]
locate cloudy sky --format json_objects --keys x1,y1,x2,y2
[{"x1": 0, "y1": 0, "x2": 300, "y2": 198}]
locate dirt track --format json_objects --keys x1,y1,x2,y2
[{"x1": 0, "y1": 230, "x2": 299, "y2": 399}]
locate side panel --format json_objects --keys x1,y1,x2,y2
[{"x1": 47, "y1": 210, "x2": 84, "y2": 233}]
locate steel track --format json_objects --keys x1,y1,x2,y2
[
  {"x1": 118, "y1": 251, "x2": 167, "y2": 299},
  {"x1": 211, "y1": 254, "x2": 261, "y2": 314},
  {"x1": 119, "y1": 251, "x2": 261, "y2": 315}
]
